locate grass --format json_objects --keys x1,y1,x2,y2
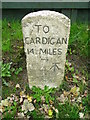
[
  {"x1": 2, "y1": 19, "x2": 23, "y2": 52},
  {"x1": 57, "y1": 102, "x2": 79, "y2": 119},
  {"x1": 1, "y1": 19, "x2": 89, "y2": 119},
  {"x1": 2, "y1": 19, "x2": 22, "y2": 41},
  {"x1": 69, "y1": 23, "x2": 88, "y2": 57}
]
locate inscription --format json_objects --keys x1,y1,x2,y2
[
  {"x1": 35, "y1": 25, "x2": 50, "y2": 33},
  {"x1": 50, "y1": 63, "x2": 61, "y2": 72},
  {"x1": 25, "y1": 37, "x2": 67, "y2": 45},
  {"x1": 27, "y1": 48, "x2": 62, "y2": 56},
  {"x1": 25, "y1": 24, "x2": 68, "y2": 58}
]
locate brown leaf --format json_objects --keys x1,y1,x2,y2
[
  {"x1": 0, "y1": 106, "x2": 5, "y2": 113},
  {"x1": 63, "y1": 91, "x2": 69, "y2": 97},
  {"x1": 65, "y1": 76, "x2": 68, "y2": 81},
  {"x1": 70, "y1": 86, "x2": 80, "y2": 97},
  {"x1": 49, "y1": 100, "x2": 54, "y2": 105}
]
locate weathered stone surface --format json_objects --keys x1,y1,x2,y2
[{"x1": 22, "y1": 10, "x2": 70, "y2": 89}]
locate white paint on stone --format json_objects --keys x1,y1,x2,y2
[{"x1": 22, "y1": 10, "x2": 70, "y2": 89}]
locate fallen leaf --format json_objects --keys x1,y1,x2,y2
[
  {"x1": 57, "y1": 94, "x2": 68, "y2": 103},
  {"x1": 43, "y1": 104, "x2": 49, "y2": 114},
  {"x1": 55, "y1": 109, "x2": 58, "y2": 114},
  {"x1": 41, "y1": 96, "x2": 45, "y2": 103},
  {"x1": 0, "y1": 106, "x2": 5, "y2": 113},
  {"x1": 28, "y1": 103, "x2": 35, "y2": 112},
  {"x1": 8, "y1": 23, "x2": 11, "y2": 28},
  {"x1": 16, "y1": 84, "x2": 21, "y2": 89},
  {"x1": 83, "y1": 80, "x2": 86, "y2": 85},
  {"x1": 70, "y1": 86, "x2": 77, "y2": 93},
  {"x1": 73, "y1": 75, "x2": 79, "y2": 80},
  {"x1": 71, "y1": 98, "x2": 76, "y2": 102},
  {"x1": 63, "y1": 91, "x2": 69, "y2": 97},
  {"x1": 65, "y1": 76, "x2": 68, "y2": 81},
  {"x1": 18, "y1": 112, "x2": 24, "y2": 118},
  {"x1": 70, "y1": 86, "x2": 80, "y2": 97},
  {"x1": 49, "y1": 100, "x2": 54, "y2": 105},
  {"x1": 22, "y1": 99, "x2": 35, "y2": 113},
  {"x1": 20, "y1": 46, "x2": 23, "y2": 49},
  {"x1": 1, "y1": 99, "x2": 9, "y2": 107},
  {"x1": 52, "y1": 106, "x2": 58, "y2": 114},
  {"x1": 79, "y1": 112, "x2": 84, "y2": 118},
  {"x1": 84, "y1": 90, "x2": 87, "y2": 97},
  {"x1": 65, "y1": 114, "x2": 69, "y2": 117},
  {"x1": 77, "y1": 96, "x2": 82, "y2": 103},
  {"x1": 20, "y1": 91, "x2": 26, "y2": 98},
  {"x1": 20, "y1": 97, "x2": 23, "y2": 103},
  {"x1": 33, "y1": 99, "x2": 37, "y2": 104},
  {"x1": 14, "y1": 96, "x2": 19, "y2": 102},
  {"x1": 48, "y1": 109, "x2": 53, "y2": 117},
  {"x1": 27, "y1": 95, "x2": 32, "y2": 102},
  {"x1": 27, "y1": 115, "x2": 30, "y2": 119}
]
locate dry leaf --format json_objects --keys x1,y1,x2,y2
[
  {"x1": 52, "y1": 106, "x2": 58, "y2": 114},
  {"x1": 41, "y1": 96, "x2": 45, "y2": 103},
  {"x1": 71, "y1": 98, "x2": 76, "y2": 102},
  {"x1": 16, "y1": 84, "x2": 21, "y2": 89},
  {"x1": 70, "y1": 86, "x2": 80, "y2": 97},
  {"x1": 63, "y1": 91, "x2": 69, "y2": 97},
  {"x1": 20, "y1": 97, "x2": 23, "y2": 103},
  {"x1": 22, "y1": 99, "x2": 35, "y2": 113},
  {"x1": 43, "y1": 104, "x2": 49, "y2": 114},
  {"x1": 49, "y1": 100, "x2": 54, "y2": 105},
  {"x1": 57, "y1": 94, "x2": 67, "y2": 103},
  {"x1": 33, "y1": 99, "x2": 37, "y2": 104},
  {"x1": 1, "y1": 99, "x2": 9, "y2": 107},
  {"x1": 55, "y1": 109, "x2": 58, "y2": 114},
  {"x1": 18, "y1": 112, "x2": 24, "y2": 118},
  {"x1": 8, "y1": 23, "x2": 11, "y2": 28},
  {"x1": 79, "y1": 112, "x2": 84, "y2": 118},
  {"x1": 0, "y1": 106, "x2": 5, "y2": 113},
  {"x1": 65, "y1": 76, "x2": 68, "y2": 81},
  {"x1": 84, "y1": 90, "x2": 87, "y2": 97},
  {"x1": 77, "y1": 96, "x2": 82, "y2": 103}
]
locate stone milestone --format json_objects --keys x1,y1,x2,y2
[{"x1": 22, "y1": 10, "x2": 70, "y2": 89}]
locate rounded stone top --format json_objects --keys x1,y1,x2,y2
[{"x1": 22, "y1": 10, "x2": 70, "y2": 22}]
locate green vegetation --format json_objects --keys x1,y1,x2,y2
[
  {"x1": 2, "y1": 101, "x2": 17, "y2": 119},
  {"x1": 2, "y1": 19, "x2": 22, "y2": 41},
  {"x1": 1, "y1": 62, "x2": 22, "y2": 86},
  {"x1": 57, "y1": 102, "x2": 79, "y2": 119},
  {"x1": 31, "y1": 86, "x2": 55, "y2": 103},
  {"x1": 1, "y1": 19, "x2": 88, "y2": 119},
  {"x1": 69, "y1": 23, "x2": 88, "y2": 57}
]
